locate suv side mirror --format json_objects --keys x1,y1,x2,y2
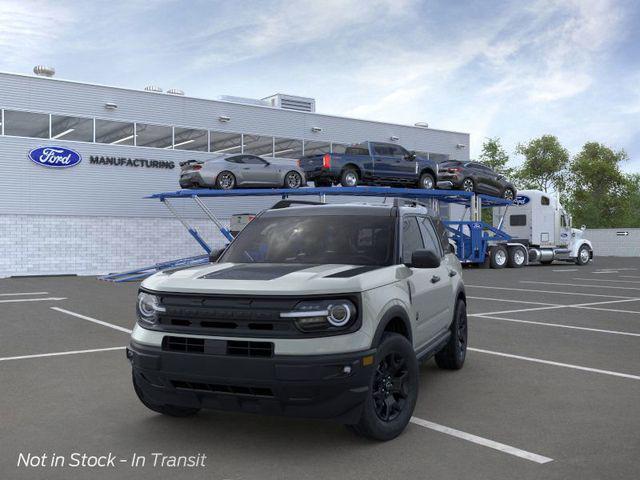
[
  {"x1": 405, "y1": 151, "x2": 416, "y2": 161},
  {"x1": 446, "y1": 243, "x2": 455, "y2": 254},
  {"x1": 407, "y1": 249, "x2": 440, "y2": 268},
  {"x1": 209, "y1": 248, "x2": 225, "y2": 263}
]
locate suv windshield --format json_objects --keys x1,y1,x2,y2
[{"x1": 220, "y1": 214, "x2": 396, "y2": 266}]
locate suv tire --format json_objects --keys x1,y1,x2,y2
[
  {"x1": 435, "y1": 299, "x2": 467, "y2": 370},
  {"x1": 132, "y1": 373, "x2": 200, "y2": 417},
  {"x1": 348, "y1": 333, "x2": 418, "y2": 441}
]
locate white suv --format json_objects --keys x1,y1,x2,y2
[{"x1": 128, "y1": 201, "x2": 467, "y2": 440}]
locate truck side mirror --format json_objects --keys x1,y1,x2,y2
[
  {"x1": 407, "y1": 249, "x2": 441, "y2": 268},
  {"x1": 209, "y1": 248, "x2": 225, "y2": 263}
]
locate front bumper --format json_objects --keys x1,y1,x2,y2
[{"x1": 128, "y1": 340, "x2": 376, "y2": 423}]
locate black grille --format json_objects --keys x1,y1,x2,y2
[
  {"x1": 171, "y1": 380, "x2": 274, "y2": 397},
  {"x1": 162, "y1": 336, "x2": 274, "y2": 357},
  {"x1": 227, "y1": 341, "x2": 274, "y2": 358},
  {"x1": 162, "y1": 336, "x2": 204, "y2": 353},
  {"x1": 156, "y1": 295, "x2": 300, "y2": 337}
]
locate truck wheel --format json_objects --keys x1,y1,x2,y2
[
  {"x1": 418, "y1": 172, "x2": 435, "y2": 189},
  {"x1": 576, "y1": 245, "x2": 591, "y2": 265},
  {"x1": 489, "y1": 245, "x2": 508, "y2": 269},
  {"x1": 340, "y1": 168, "x2": 359, "y2": 187},
  {"x1": 132, "y1": 373, "x2": 200, "y2": 417},
  {"x1": 507, "y1": 246, "x2": 526, "y2": 268},
  {"x1": 435, "y1": 299, "x2": 467, "y2": 370},
  {"x1": 216, "y1": 171, "x2": 236, "y2": 190},
  {"x1": 347, "y1": 333, "x2": 418, "y2": 441}
]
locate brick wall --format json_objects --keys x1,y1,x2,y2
[
  {"x1": 0, "y1": 215, "x2": 230, "y2": 278},
  {"x1": 583, "y1": 228, "x2": 640, "y2": 257}
]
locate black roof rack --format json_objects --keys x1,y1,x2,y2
[{"x1": 271, "y1": 199, "x2": 324, "y2": 209}]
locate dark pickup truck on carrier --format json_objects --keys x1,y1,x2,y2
[{"x1": 299, "y1": 141, "x2": 440, "y2": 189}]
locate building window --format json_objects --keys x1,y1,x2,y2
[
  {"x1": 51, "y1": 115, "x2": 93, "y2": 142},
  {"x1": 274, "y1": 137, "x2": 303, "y2": 159},
  {"x1": 173, "y1": 127, "x2": 208, "y2": 151},
  {"x1": 243, "y1": 134, "x2": 274, "y2": 156},
  {"x1": 135, "y1": 123, "x2": 172, "y2": 149},
  {"x1": 210, "y1": 131, "x2": 242, "y2": 154},
  {"x1": 331, "y1": 143, "x2": 348, "y2": 154},
  {"x1": 303, "y1": 140, "x2": 331, "y2": 156},
  {"x1": 95, "y1": 119, "x2": 135, "y2": 145},
  {"x1": 3, "y1": 110, "x2": 49, "y2": 138}
]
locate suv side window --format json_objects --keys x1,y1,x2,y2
[
  {"x1": 429, "y1": 217, "x2": 450, "y2": 254},
  {"x1": 418, "y1": 217, "x2": 442, "y2": 257},
  {"x1": 401, "y1": 216, "x2": 424, "y2": 264},
  {"x1": 389, "y1": 145, "x2": 407, "y2": 158},
  {"x1": 373, "y1": 144, "x2": 392, "y2": 156}
]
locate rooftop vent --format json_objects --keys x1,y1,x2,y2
[
  {"x1": 33, "y1": 65, "x2": 55, "y2": 77},
  {"x1": 144, "y1": 85, "x2": 163, "y2": 93},
  {"x1": 167, "y1": 88, "x2": 185, "y2": 96},
  {"x1": 262, "y1": 94, "x2": 316, "y2": 113}
]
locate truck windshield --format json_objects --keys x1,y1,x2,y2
[{"x1": 220, "y1": 215, "x2": 396, "y2": 266}]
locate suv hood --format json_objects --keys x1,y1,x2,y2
[{"x1": 142, "y1": 262, "x2": 400, "y2": 295}]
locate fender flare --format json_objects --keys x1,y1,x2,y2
[
  {"x1": 571, "y1": 238, "x2": 593, "y2": 257},
  {"x1": 371, "y1": 305, "x2": 413, "y2": 347}
]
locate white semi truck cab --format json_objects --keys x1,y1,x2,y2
[{"x1": 493, "y1": 189, "x2": 593, "y2": 266}]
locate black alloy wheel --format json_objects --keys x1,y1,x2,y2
[
  {"x1": 462, "y1": 178, "x2": 475, "y2": 192},
  {"x1": 372, "y1": 352, "x2": 410, "y2": 422}
]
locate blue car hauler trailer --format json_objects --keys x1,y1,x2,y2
[{"x1": 100, "y1": 186, "x2": 512, "y2": 282}]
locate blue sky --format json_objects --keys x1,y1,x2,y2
[{"x1": 1, "y1": 0, "x2": 639, "y2": 171}]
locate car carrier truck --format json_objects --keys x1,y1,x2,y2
[{"x1": 488, "y1": 189, "x2": 593, "y2": 268}]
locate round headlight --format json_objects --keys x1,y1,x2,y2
[
  {"x1": 327, "y1": 303, "x2": 352, "y2": 327},
  {"x1": 137, "y1": 292, "x2": 164, "y2": 325}
]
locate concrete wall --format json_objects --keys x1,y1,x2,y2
[{"x1": 584, "y1": 228, "x2": 640, "y2": 257}]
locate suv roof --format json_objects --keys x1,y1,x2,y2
[{"x1": 263, "y1": 202, "x2": 433, "y2": 218}]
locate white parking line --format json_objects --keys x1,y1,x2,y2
[
  {"x1": 0, "y1": 297, "x2": 67, "y2": 304},
  {"x1": 410, "y1": 417, "x2": 553, "y2": 464},
  {"x1": 0, "y1": 292, "x2": 49, "y2": 296},
  {"x1": 51, "y1": 307, "x2": 132, "y2": 334},
  {"x1": 521, "y1": 281, "x2": 640, "y2": 292},
  {"x1": 0, "y1": 346, "x2": 125, "y2": 362},
  {"x1": 468, "y1": 347, "x2": 640, "y2": 381},
  {"x1": 473, "y1": 297, "x2": 640, "y2": 317},
  {"x1": 470, "y1": 314, "x2": 640, "y2": 337},
  {"x1": 621, "y1": 275, "x2": 640, "y2": 279},
  {"x1": 466, "y1": 285, "x2": 635, "y2": 299},
  {"x1": 552, "y1": 269, "x2": 578, "y2": 272},
  {"x1": 573, "y1": 278, "x2": 640, "y2": 284},
  {"x1": 467, "y1": 296, "x2": 559, "y2": 307}
]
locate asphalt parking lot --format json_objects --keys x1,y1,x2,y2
[{"x1": 1, "y1": 257, "x2": 639, "y2": 480}]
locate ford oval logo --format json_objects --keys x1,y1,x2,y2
[
  {"x1": 28, "y1": 146, "x2": 82, "y2": 168},
  {"x1": 514, "y1": 195, "x2": 530, "y2": 206}
]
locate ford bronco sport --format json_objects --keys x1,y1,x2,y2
[{"x1": 128, "y1": 200, "x2": 467, "y2": 440}]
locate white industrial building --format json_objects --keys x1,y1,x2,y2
[{"x1": 0, "y1": 69, "x2": 471, "y2": 278}]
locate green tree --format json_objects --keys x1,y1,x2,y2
[
  {"x1": 566, "y1": 142, "x2": 633, "y2": 228},
  {"x1": 478, "y1": 137, "x2": 514, "y2": 177},
  {"x1": 515, "y1": 135, "x2": 569, "y2": 192}
]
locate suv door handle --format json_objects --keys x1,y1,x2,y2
[
  {"x1": 430, "y1": 275, "x2": 440, "y2": 283},
  {"x1": 448, "y1": 270, "x2": 457, "y2": 277}
]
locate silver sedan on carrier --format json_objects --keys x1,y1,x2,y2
[{"x1": 179, "y1": 154, "x2": 307, "y2": 190}]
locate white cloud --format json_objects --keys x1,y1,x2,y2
[{"x1": 0, "y1": 0, "x2": 74, "y2": 68}]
